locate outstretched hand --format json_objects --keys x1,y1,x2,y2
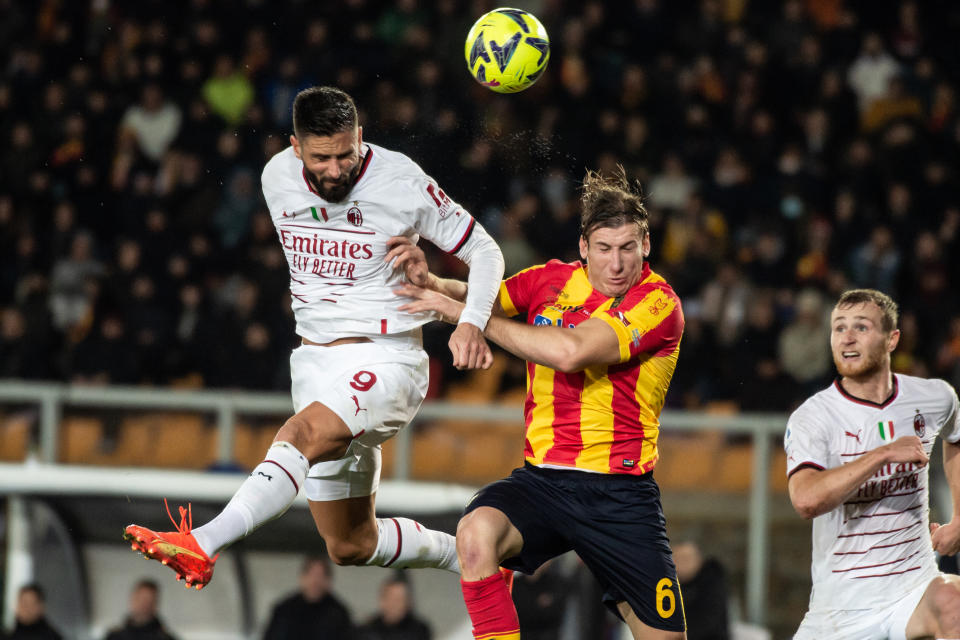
[
  {"x1": 385, "y1": 236, "x2": 430, "y2": 287},
  {"x1": 396, "y1": 283, "x2": 463, "y2": 324},
  {"x1": 395, "y1": 283, "x2": 493, "y2": 370}
]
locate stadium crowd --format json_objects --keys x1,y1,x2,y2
[{"x1": 1, "y1": 0, "x2": 959, "y2": 411}]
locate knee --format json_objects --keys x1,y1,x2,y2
[
  {"x1": 456, "y1": 513, "x2": 501, "y2": 577},
  {"x1": 280, "y1": 403, "x2": 352, "y2": 463},
  {"x1": 930, "y1": 578, "x2": 960, "y2": 631},
  {"x1": 325, "y1": 537, "x2": 375, "y2": 566}
]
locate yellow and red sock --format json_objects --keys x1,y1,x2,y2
[{"x1": 461, "y1": 572, "x2": 521, "y2": 639}]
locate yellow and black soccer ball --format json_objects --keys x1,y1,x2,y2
[{"x1": 464, "y1": 8, "x2": 550, "y2": 93}]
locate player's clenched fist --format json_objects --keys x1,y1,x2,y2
[
  {"x1": 449, "y1": 322, "x2": 493, "y2": 370},
  {"x1": 882, "y1": 435, "x2": 929, "y2": 466},
  {"x1": 930, "y1": 520, "x2": 960, "y2": 556}
]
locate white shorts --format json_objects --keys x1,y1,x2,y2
[
  {"x1": 289, "y1": 341, "x2": 429, "y2": 502},
  {"x1": 794, "y1": 572, "x2": 940, "y2": 640}
]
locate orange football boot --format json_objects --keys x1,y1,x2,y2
[{"x1": 124, "y1": 500, "x2": 218, "y2": 590}]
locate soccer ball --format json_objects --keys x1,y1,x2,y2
[{"x1": 464, "y1": 8, "x2": 550, "y2": 93}]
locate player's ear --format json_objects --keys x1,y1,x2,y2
[
  {"x1": 641, "y1": 232, "x2": 651, "y2": 258},
  {"x1": 579, "y1": 235, "x2": 588, "y2": 261},
  {"x1": 888, "y1": 329, "x2": 900, "y2": 353},
  {"x1": 290, "y1": 135, "x2": 300, "y2": 159},
  {"x1": 357, "y1": 126, "x2": 363, "y2": 147}
]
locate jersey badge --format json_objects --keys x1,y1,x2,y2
[
  {"x1": 648, "y1": 295, "x2": 669, "y2": 316},
  {"x1": 913, "y1": 410, "x2": 926, "y2": 437},
  {"x1": 878, "y1": 420, "x2": 895, "y2": 440},
  {"x1": 347, "y1": 202, "x2": 363, "y2": 226}
]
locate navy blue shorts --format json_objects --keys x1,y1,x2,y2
[{"x1": 464, "y1": 463, "x2": 685, "y2": 632}]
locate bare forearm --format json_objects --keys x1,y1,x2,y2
[
  {"x1": 427, "y1": 274, "x2": 469, "y2": 302},
  {"x1": 485, "y1": 316, "x2": 581, "y2": 372},
  {"x1": 790, "y1": 448, "x2": 890, "y2": 519}
]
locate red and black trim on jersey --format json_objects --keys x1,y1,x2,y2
[
  {"x1": 833, "y1": 375, "x2": 899, "y2": 409},
  {"x1": 450, "y1": 216, "x2": 476, "y2": 254},
  {"x1": 788, "y1": 461, "x2": 826, "y2": 478}
]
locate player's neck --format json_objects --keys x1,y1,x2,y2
[{"x1": 839, "y1": 369, "x2": 895, "y2": 405}]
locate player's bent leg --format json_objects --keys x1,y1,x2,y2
[
  {"x1": 190, "y1": 402, "x2": 351, "y2": 554},
  {"x1": 309, "y1": 494, "x2": 460, "y2": 572},
  {"x1": 618, "y1": 602, "x2": 687, "y2": 640},
  {"x1": 905, "y1": 574, "x2": 960, "y2": 639},
  {"x1": 310, "y1": 494, "x2": 379, "y2": 565},
  {"x1": 457, "y1": 506, "x2": 524, "y2": 580},
  {"x1": 458, "y1": 507, "x2": 524, "y2": 640},
  {"x1": 124, "y1": 402, "x2": 349, "y2": 588}
]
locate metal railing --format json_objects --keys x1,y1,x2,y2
[{"x1": 0, "y1": 380, "x2": 787, "y2": 626}]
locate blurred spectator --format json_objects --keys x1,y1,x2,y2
[
  {"x1": 778, "y1": 289, "x2": 832, "y2": 390},
  {"x1": 48, "y1": 231, "x2": 104, "y2": 333},
  {"x1": 849, "y1": 226, "x2": 901, "y2": 295},
  {"x1": 103, "y1": 579, "x2": 178, "y2": 640},
  {"x1": 6, "y1": 584, "x2": 62, "y2": 640},
  {"x1": 673, "y1": 539, "x2": 730, "y2": 640},
  {"x1": 357, "y1": 573, "x2": 431, "y2": 640},
  {"x1": 202, "y1": 55, "x2": 254, "y2": 126},
  {"x1": 117, "y1": 84, "x2": 182, "y2": 163},
  {"x1": 511, "y1": 559, "x2": 573, "y2": 640},
  {"x1": 68, "y1": 312, "x2": 138, "y2": 384},
  {"x1": 262, "y1": 555, "x2": 354, "y2": 640},
  {"x1": 847, "y1": 33, "x2": 901, "y2": 112},
  {"x1": 648, "y1": 153, "x2": 696, "y2": 212}
]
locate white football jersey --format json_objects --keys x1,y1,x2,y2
[
  {"x1": 785, "y1": 374, "x2": 960, "y2": 612},
  {"x1": 261, "y1": 142, "x2": 476, "y2": 344}
]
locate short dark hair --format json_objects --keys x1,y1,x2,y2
[
  {"x1": 19, "y1": 583, "x2": 45, "y2": 601},
  {"x1": 301, "y1": 554, "x2": 332, "y2": 575},
  {"x1": 835, "y1": 288, "x2": 899, "y2": 333},
  {"x1": 292, "y1": 87, "x2": 358, "y2": 139},
  {"x1": 579, "y1": 165, "x2": 649, "y2": 240},
  {"x1": 133, "y1": 579, "x2": 159, "y2": 594}
]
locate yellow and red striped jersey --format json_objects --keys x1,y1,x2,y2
[{"x1": 499, "y1": 259, "x2": 683, "y2": 475}]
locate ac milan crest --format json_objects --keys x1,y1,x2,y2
[
  {"x1": 347, "y1": 202, "x2": 363, "y2": 226},
  {"x1": 914, "y1": 410, "x2": 926, "y2": 437}
]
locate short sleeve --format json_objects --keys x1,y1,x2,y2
[
  {"x1": 940, "y1": 381, "x2": 960, "y2": 444},
  {"x1": 500, "y1": 263, "x2": 549, "y2": 318},
  {"x1": 785, "y1": 408, "x2": 830, "y2": 477},
  {"x1": 411, "y1": 174, "x2": 476, "y2": 254},
  {"x1": 595, "y1": 285, "x2": 683, "y2": 363}
]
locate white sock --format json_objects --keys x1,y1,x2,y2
[
  {"x1": 365, "y1": 517, "x2": 460, "y2": 573},
  {"x1": 191, "y1": 442, "x2": 309, "y2": 556}
]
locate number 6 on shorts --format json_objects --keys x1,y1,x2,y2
[{"x1": 655, "y1": 577, "x2": 676, "y2": 618}]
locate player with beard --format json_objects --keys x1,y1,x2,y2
[
  {"x1": 786, "y1": 289, "x2": 960, "y2": 639},
  {"x1": 124, "y1": 86, "x2": 505, "y2": 589}
]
